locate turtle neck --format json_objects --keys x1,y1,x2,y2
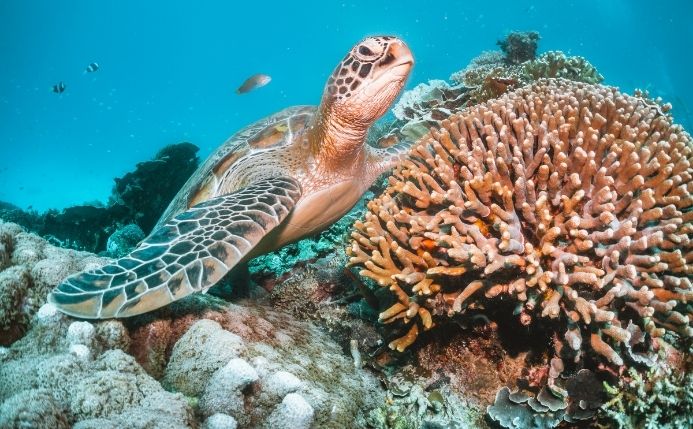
[{"x1": 307, "y1": 100, "x2": 370, "y2": 169}]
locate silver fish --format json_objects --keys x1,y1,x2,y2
[
  {"x1": 52, "y1": 81, "x2": 66, "y2": 94},
  {"x1": 85, "y1": 62, "x2": 99, "y2": 73},
  {"x1": 236, "y1": 73, "x2": 271, "y2": 94}
]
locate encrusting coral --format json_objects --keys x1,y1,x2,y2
[
  {"x1": 348, "y1": 79, "x2": 692, "y2": 382},
  {"x1": 450, "y1": 31, "x2": 603, "y2": 106}
]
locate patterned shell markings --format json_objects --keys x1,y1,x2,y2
[{"x1": 157, "y1": 106, "x2": 316, "y2": 228}]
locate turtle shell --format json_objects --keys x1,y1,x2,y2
[{"x1": 156, "y1": 105, "x2": 315, "y2": 228}]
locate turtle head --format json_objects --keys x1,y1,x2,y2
[{"x1": 323, "y1": 36, "x2": 413, "y2": 125}]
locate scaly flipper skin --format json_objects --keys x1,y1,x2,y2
[{"x1": 49, "y1": 177, "x2": 301, "y2": 318}]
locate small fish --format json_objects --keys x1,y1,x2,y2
[
  {"x1": 85, "y1": 62, "x2": 100, "y2": 73},
  {"x1": 236, "y1": 73, "x2": 271, "y2": 94},
  {"x1": 52, "y1": 81, "x2": 66, "y2": 94}
]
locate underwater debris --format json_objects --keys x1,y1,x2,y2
[{"x1": 348, "y1": 79, "x2": 692, "y2": 376}]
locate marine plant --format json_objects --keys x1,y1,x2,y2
[{"x1": 347, "y1": 79, "x2": 692, "y2": 384}]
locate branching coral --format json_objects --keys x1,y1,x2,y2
[{"x1": 348, "y1": 79, "x2": 693, "y2": 380}]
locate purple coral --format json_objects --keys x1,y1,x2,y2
[{"x1": 348, "y1": 79, "x2": 692, "y2": 375}]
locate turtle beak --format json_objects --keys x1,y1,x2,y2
[{"x1": 387, "y1": 40, "x2": 414, "y2": 77}]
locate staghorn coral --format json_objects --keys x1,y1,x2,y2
[{"x1": 348, "y1": 79, "x2": 693, "y2": 381}]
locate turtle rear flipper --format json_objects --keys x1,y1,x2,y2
[{"x1": 49, "y1": 176, "x2": 301, "y2": 318}]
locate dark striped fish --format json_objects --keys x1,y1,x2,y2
[
  {"x1": 85, "y1": 62, "x2": 99, "y2": 73},
  {"x1": 236, "y1": 73, "x2": 271, "y2": 94},
  {"x1": 52, "y1": 81, "x2": 66, "y2": 94}
]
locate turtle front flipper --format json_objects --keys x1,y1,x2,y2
[{"x1": 49, "y1": 176, "x2": 301, "y2": 318}]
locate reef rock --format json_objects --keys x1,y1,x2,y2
[
  {"x1": 0, "y1": 304, "x2": 193, "y2": 428},
  {"x1": 0, "y1": 220, "x2": 108, "y2": 345},
  {"x1": 106, "y1": 223, "x2": 145, "y2": 258},
  {"x1": 129, "y1": 299, "x2": 386, "y2": 428},
  {"x1": 111, "y1": 142, "x2": 199, "y2": 233}
]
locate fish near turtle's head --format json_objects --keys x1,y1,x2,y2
[{"x1": 323, "y1": 36, "x2": 413, "y2": 126}]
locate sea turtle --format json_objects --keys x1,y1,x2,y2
[{"x1": 49, "y1": 36, "x2": 414, "y2": 318}]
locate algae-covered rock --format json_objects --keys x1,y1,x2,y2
[
  {"x1": 203, "y1": 413, "x2": 239, "y2": 429},
  {"x1": 0, "y1": 307, "x2": 193, "y2": 428},
  {"x1": 0, "y1": 388, "x2": 70, "y2": 429},
  {"x1": 265, "y1": 393, "x2": 314, "y2": 429},
  {"x1": 199, "y1": 358, "x2": 259, "y2": 421},
  {"x1": 163, "y1": 319, "x2": 246, "y2": 396},
  {"x1": 106, "y1": 223, "x2": 145, "y2": 257},
  {"x1": 0, "y1": 221, "x2": 109, "y2": 345}
]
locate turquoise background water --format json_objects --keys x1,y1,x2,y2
[{"x1": 1, "y1": 0, "x2": 691, "y2": 211}]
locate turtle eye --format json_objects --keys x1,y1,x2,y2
[{"x1": 358, "y1": 45, "x2": 374, "y2": 56}]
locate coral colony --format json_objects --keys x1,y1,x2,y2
[{"x1": 349, "y1": 79, "x2": 692, "y2": 424}]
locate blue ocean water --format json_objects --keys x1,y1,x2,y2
[{"x1": 1, "y1": 0, "x2": 691, "y2": 211}]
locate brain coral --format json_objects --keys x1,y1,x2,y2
[{"x1": 348, "y1": 79, "x2": 692, "y2": 376}]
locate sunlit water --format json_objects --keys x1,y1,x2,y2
[{"x1": 1, "y1": 0, "x2": 691, "y2": 211}]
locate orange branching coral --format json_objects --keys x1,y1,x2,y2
[{"x1": 348, "y1": 79, "x2": 692, "y2": 373}]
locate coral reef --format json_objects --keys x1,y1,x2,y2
[
  {"x1": 451, "y1": 50, "x2": 603, "y2": 105},
  {"x1": 380, "y1": 31, "x2": 604, "y2": 157},
  {"x1": 449, "y1": 32, "x2": 602, "y2": 108},
  {"x1": 487, "y1": 369, "x2": 604, "y2": 428},
  {"x1": 106, "y1": 223, "x2": 145, "y2": 258},
  {"x1": 111, "y1": 142, "x2": 200, "y2": 233},
  {"x1": 0, "y1": 220, "x2": 107, "y2": 345},
  {"x1": 0, "y1": 304, "x2": 194, "y2": 428},
  {"x1": 348, "y1": 79, "x2": 692, "y2": 386},
  {"x1": 0, "y1": 142, "x2": 199, "y2": 253},
  {"x1": 497, "y1": 31, "x2": 540, "y2": 65},
  {"x1": 597, "y1": 342, "x2": 692, "y2": 428},
  {"x1": 126, "y1": 298, "x2": 385, "y2": 428},
  {"x1": 391, "y1": 80, "x2": 471, "y2": 142}
]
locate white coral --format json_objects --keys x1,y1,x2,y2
[
  {"x1": 265, "y1": 393, "x2": 314, "y2": 429},
  {"x1": 199, "y1": 358, "x2": 259, "y2": 420},
  {"x1": 203, "y1": 413, "x2": 238, "y2": 429},
  {"x1": 263, "y1": 370, "x2": 303, "y2": 398},
  {"x1": 67, "y1": 321, "x2": 96, "y2": 347}
]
